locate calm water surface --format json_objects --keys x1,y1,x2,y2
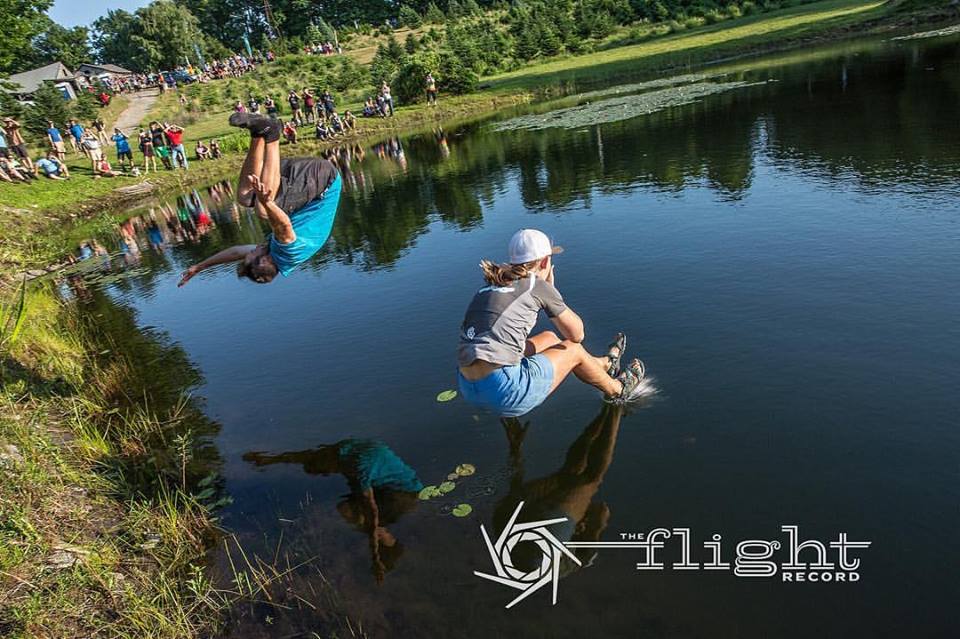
[{"x1": 73, "y1": 34, "x2": 959, "y2": 638}]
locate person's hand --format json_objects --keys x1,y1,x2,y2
[
  {"x1": 247, "y1": 174, "x2": 274, "y2": 205},
  {"x1": 178, "y1": 265, "x2": 199, "y2": 287}
]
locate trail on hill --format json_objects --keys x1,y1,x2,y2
[{"x1": 113, "y1": 88, "x2": 160, "y2": 132}]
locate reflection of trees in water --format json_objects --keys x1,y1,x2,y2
[
  {"x1": 69, "y1": 286, "x2": 224, "y2": 495},
  {"x1": 92, "y1": 40, "x2": 957, "y2": 277}
]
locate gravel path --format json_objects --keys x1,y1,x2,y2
[{"x1": 113, "y1": 88, "x2": 160, "y2": 133}]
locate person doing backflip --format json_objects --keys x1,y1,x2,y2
[{"x1": 178, "y1": 113, "x2": 342, "y2": 286}]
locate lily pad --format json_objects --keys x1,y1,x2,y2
[
  {"x1": 455, "y1": 463, "x2": 476, "y2": 477},
  {"x1": 447, "y1": 473, "x2": 459, "y2": 480},
  {"x1": 452, "y1": 504, "x2": 473, "y2": 517},
  {"x1": 436, "y1": 390, "x2": 458, "y2": 402},
  {"x1": 439, "y1": 481, "x2": 456, "y2": 494},
  {"x1": 418, "y1": 485, "x2": 442, "y2": 500}
]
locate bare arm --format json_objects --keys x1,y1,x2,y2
[
  {"x1": 178, "y1": 244, "x2": 257, "y2": 287},
  {"x1": 544, "y1": 265, "x2": 585, "y2": 342},
  {"x1": 551, "y1": 308, "x2": 585, "y2": 343}
]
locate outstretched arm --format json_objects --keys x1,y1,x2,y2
[{"x1": 178, "y1": 244, "x2": 257, "y2": 287}]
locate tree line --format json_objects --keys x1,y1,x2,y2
[{"x1": 1, "y1": 0, "x2": 824, "y2": 77}]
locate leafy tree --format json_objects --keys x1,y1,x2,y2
[
  {"x1": 93, "y1": 1, "x2": 210, "y2": 71},
  {"x1": 12, "y1": 18, "x2": 93, "y2": 72},
  {"x1": 399, "y1": 5, "x2": 423, "y2": 27},
  {"x1": 0, "y1": 0, "x2": 53, "y2": 74}
]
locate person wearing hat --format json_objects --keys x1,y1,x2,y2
[{"x1": 457, "y1": 229, "x2": 648, "y2": 417}]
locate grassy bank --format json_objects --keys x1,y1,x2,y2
[{"x1": 0, "y1": 282, "x2": 230, "y2": 638}]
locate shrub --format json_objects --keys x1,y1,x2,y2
[
  {"x1": 704, "y1": 9, "x2": 726, "y2": 23},
  {"x1": 438, "y1": 52, "x2": 478, "y2": 94},
  {"x1": 399, "y1": 5, "x2": 423, "y2": 28},
  {"x1": 742, "y1": 1, "x2": 758, "y2": 14},
  {"x1": 393, "y1": 51, "x2": 441, "y2": 103},
  {"x1": 726, "y1": 4, "x2": 742, "y2": 18},
  {"x1": 667, "y1": 19, "x2": 685, "y2": 32},
  {"x1": 424, "y1": 2, "x2": 446, "y2": 23},
  {"x1": 378, "y1": 23, "x2": 393, "y2": 36}
]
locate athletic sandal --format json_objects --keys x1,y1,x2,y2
[
  {"x1": 228, "y1": 113, "x2": 282, "y2": 143},
  {"x1": 607, "y1": 359, "x2": 648, "y2": 404},
  {"x1": 605, "y1": 332, "x2": 626, "y2": 377}
]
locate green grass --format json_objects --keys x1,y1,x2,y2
[
  {"x1": 0, "y1": 285, "x2": 227, "y2": 638},
  {"x1": 485, "y1": 0, "x2": 887, "y2": 92}
]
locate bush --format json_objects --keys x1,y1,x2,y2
[
  {"x1": 393, "y1": 51, "x2": 441, "y2": 103},
  {"x1": 684, "y1": 15, "x2": 706, "y2": 28},
  {"x1": 424, "y1": 2, "x2": 446, "y2": 23},
  {"x1": 399, "y1": 5, "x2": 423, "y2": 28},
  {"x1": 742, "y1": 1, "x2": 758, "y2": 14},
  {"x1": 726, "y1": 4, "x2": 742, "y2": 18},
  {"x1": 438, "y1": 52, "x2": 478, "y2": 95},
  {"x1": 704, "y1": 9, "x2": 726, "y2": 23}
]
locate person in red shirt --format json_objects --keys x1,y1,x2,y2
[{"x1": 163, "y1": 122, "x2": 188, "y2": 169}]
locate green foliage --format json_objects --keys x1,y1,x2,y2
[
  {"x1": 23, "y1": 82, "x2": 71, "y2": 135},
  {"x1": 0, "y1": 277, "x2": 28, "y2": 356},
  {"x1": 393, "y1": 50, "x2": 440, "y2": 102},
  {"x1": 91, "y1": 2, "x2": 209, "y2": 72},
  {"x1": 0, "y1": 0, "x2": 52, "y2": 74},
  {"x1": 399, "y1": 4, "x2": 424, "y2": 27},
  {"x1": 438, "y1": 51, "x2": 478, "y2": 94},
  {"x1": 405, "y1": 33, "x2": 421, "y2": 54},
  {"x1": 424, "y1": 2, "x2": 447, "y2": 22}
]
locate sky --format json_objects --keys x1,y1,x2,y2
[{"x1": 49, "y1": 0, "x2": 152, "y2": 28}]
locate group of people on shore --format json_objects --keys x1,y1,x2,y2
[
  {"x1": 234, "y1": 86, "x2": 362, "y2": 146},
  {"x1": 0, "y1": 114, "x2": 224, "y2": 185}
]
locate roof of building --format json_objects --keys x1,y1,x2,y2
[
  {"x1": 77, "y1": 63, "x2": 133, "y2": 75},
  {"x1": 6, "y1": 61, "x2": 76, "y2": 94}
]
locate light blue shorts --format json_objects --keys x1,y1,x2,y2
[{"x1": 458, "y1": 355, "x2": 555, "y2": 417}]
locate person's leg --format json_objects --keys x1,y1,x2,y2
[
  {"x1": 540, "y1": 341, "x2": 622, "y2": 396},
  {"x1": 525, "y1": 330, "x2": 562, "y2": 356},
  {"x1": 258, "y1": 137, "x2": 281, "y2": 198},
  {"x1": 236, "y1": 136, "x2": 265, "y2": 206},
  {"x1": 179, "y1": 145, "x2": 188, "y2": 169}
]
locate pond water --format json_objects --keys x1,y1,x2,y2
[{"x1": 69, "y1": 33, "x2": 959, "y2": 638}]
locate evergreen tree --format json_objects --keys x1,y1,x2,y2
[
  {"x1": 24, "y1": 82, "x2": 70, "y2": 135},
  {"x1": 405, "y1": 33, "x2": 420, "y2": 54},
  {"x1": 399, "y1": 5, "x2": 423, "y2": 27},
  {"x1": 424, "y1": 2, "x2": 446, "y2": 22}
]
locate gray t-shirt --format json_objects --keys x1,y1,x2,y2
[{"x1": 458, "y1": 273, "x2": 567, "y2": 367}]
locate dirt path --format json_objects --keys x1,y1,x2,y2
[{"x1": 113, "y1": 88, "x2": 160, "y2": 133}]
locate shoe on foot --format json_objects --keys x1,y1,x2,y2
[
  {"x1": 606, "y1": 332, "x2": 626, "y2": 377},
  {"x1": 607, "y1": 359, "x2": 648, "y2": 404},
  {"x1": 228, "y1": 113, "x2": 282, "y2": 142}
]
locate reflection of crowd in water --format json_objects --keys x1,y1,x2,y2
[{"x1": 64, "y1": 130, "x2": 459, "y2": 291}]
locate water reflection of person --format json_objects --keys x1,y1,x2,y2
[
  {"x1": 493, "y1": 404, "x2": 626, "y2": 574},
  {"x1": 243, "y1": 439, "x2": 423, "y2": 584}
]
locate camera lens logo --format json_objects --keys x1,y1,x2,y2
[{"x1": 473, "y1": 501, "x2": 581, "y2": 609}]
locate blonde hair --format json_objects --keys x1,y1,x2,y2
[{"x1": 479, "y1": 259, "x2": 541, "y2": 287}]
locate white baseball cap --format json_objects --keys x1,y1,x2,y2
[{"x1": 507, "y1": 229, "x2": 562, "y2": 264}]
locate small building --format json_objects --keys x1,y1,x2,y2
[
  {"x1": 76, "y1": 63, "x2": 133, "y2": 85},
  {"x1": 5, "y1": 61, "x2": 80, "y2": 100}
]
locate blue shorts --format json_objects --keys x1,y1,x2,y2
[{"x1": 458, "y1": 355, "x2": 555, "y2": 417}]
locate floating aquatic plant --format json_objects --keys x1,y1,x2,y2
[
  {"x1": 436, "y1": 390, "x2": 458, "y2": 402},
  {"x1": 493, "y1": 81, "x2": 766, "y2": 132},
  {"x1": 452, "y1": 504, "x2": 473, "y2": 517}
]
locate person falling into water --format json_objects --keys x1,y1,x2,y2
[
  {"x1": 458, "y1": 229, "x2": 650, "y2": 417},
  {"x1": 178, "y1": 112, "x2": 342, "y2": 286},
  {"x1": 243, "y1": 439, "x2": 423, "y2": 584}
]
